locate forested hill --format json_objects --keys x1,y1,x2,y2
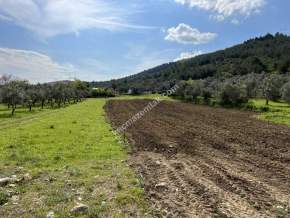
[{"x1": 93, "y1": 33, "x2": 290, "y2": 93}]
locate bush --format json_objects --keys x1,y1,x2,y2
[
  {"x1": 259, "y1": 106, "x2": 270, "y2": 112},
  {"x1": 282, "y1": 82, "x2": 290, "y2": 104},
  {"x1": 219, "y1": 84, "x2": 249, "y2": 107},
  {"x1": 184, "y1": 94, "x2": 193, "y2": 102},
  {"x1": 196, "y1": 96, "x2": 203, "y2": 104},
  {"x1": 90, "y1": 88, "x2": 115, "y2": 98},
  {"x1": 211, "y1": 99, "x2": 218, "y2": 107},
  {"x1": 244, "y1": 102, "x2": 258, "y2": 111}
]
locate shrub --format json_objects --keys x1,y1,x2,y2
[
  {"x1": 219, "y1": 84, "x2": 249, "y2": 107},
  {"x1": 211, "y1": 99, "x2": 218, "y2": 107},
  {"x1": 90, "y1": 88, "x2": 115, "y2": 98},
  {"x1": 184, "y1": 94, "x2": 193, "y2": 102},
  {"x1": 244, "y1": 102, "x2": 257, "y2": 111},
  {"x1": 196, "y1": 96, "x2": 203, "y2": 104},
  {"x1": 259, "y1": 106, "x2": 270, "y2": 112}
]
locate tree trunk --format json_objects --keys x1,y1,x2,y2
[
  {"x1": 266, "y1": 98, "x2": 269, "y2": 105},
  {"x1": 29, "y1": 105, "x2": 32, "y2": 111},
  {"x1": 41, "y1": 101, "x2": 44, "y2": 109},
  {"x1": 11, "y1": 105, "x2": 15, "y2": 116}
]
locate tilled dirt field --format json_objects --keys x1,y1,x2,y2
[{"x1": 105, "y1": 100, "x2": 290, "y2": 218}]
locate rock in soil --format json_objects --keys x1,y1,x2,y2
[
  {"x1": 155, "y1": 182, "x2": 167, "y2": 189},
  {"x1": 70, "y1": 203, "x2": 89, "y2": 214},
  {"x1": 0, "y1": 177, "x2": 13, "y2": 186},
  {"x1": 47, "y1": 211, "x2": 55, "y2": 218},
  {"x1": 23, "y1": 173, "x2": 32, "y2": 181}
]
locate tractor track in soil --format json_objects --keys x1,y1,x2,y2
[{"x1": 105, "y1": 100, "x2": 290, "y2": 218}]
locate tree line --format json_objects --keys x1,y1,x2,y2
[
  {"x1": 94, "y1": 33, "x2": 290, "y2": 93},
  {"x1": 173, "y1": 73, "x2": 290, "y2": 107},
  {"x1": 0, "y1": 75, "x2": 90, "y2": 115}
]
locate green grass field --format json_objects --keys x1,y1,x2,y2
[
  {"x1": 114, "y1": 94, "x2": 176, "y2": 101},
  {"x1": 0, "y1": 99, "x2": 148, "y2": 217},
  {"x1": 250, "y1": 99, "x2": 290, "y2": 126}
]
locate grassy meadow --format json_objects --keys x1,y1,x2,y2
[
  {"x1": 0, "y1": 99, "x2": 148, "y2": 217},
  {"x1": 115, "y1": 94, "x2": 175, "y2": 101},
  {"x1": 250, "y1": 99, "x2": 290, "y2": 126}
]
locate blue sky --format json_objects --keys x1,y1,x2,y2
[{"x1": 0, "y1": 0, "x2": 289, "y2": 83}]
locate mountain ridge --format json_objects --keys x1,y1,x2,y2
[{"x1": 92, "y1": 33, "x2": 290, "y2": 93}]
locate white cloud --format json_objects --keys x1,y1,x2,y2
[
  {"x1": 175, "y1": 0, "x2": 266, "y2": 20},
  {"x1": 210, "y1": 14, "x2": 225, "y2": 22},
  {"x1": 174, "y1": 50, "x2": 203, "y2": 61},
  {"x1": 0, "y1": 48, "x2": 77, "y2": 83},
  {"x1": 0, "y1": 0, "x2": 150, "y2": 38},
  {"x1": 165, "y1": 23, "x2": 217, "y2": 44},
  {"x1": 231, "y1": 18, "x2": 240, "y2": 25}
]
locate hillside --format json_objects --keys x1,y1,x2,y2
[{"x1": 93, "y1": 33, "x2": 290, "y2": 93}]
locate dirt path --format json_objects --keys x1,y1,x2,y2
[
  {"x1": 0, "y1": 110, "x2": 58, "y2": 130},
  {"x1": 105, "y1": 100, "x2": 290, "y2": 217}
]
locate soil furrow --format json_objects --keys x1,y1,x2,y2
[{"x1": 105, "y1": 100, "x2": 290, "y2": 217}]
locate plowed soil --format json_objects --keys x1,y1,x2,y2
[{"x1": 105, "y1": 100, "x2": 290, "y2": 218}]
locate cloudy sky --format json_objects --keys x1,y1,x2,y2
[{"x1": 0, "y1": 0, "x2": 289, "y2": 83}]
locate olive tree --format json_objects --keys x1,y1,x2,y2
[
  {"x1": 263, "y1": 75, "x2": 285, "y2": 105},
  {"x1": 176, "y1": 80, "x2": 202, "y2": 102},
  {"x1": 188, "y1": 80, "x2": 202, "y2": 103},
  {"x1": 24, "y1": 85, "x2": 41, "y2": 111},
  {"x1": 0, "y1": 80, "x2": 26, "y2": 115},
  {"x1": 245, "y1": 73, "x2": 258, "y2": 98},
  {"x1": 201, "y1": 88, "x2": 212, "y2": 104},
  {"x1": 0, "y1": 74, "x2": 12, "y2": 85},
  {"x1": 219, "y1": 83, "x2": 248, "y2": 107},
  {"x1": 282, "y1": 82, "x2": 290, "y2": 104},
  {"x1": 36, "y1": 84, "x2": 49, "y2": 109}
]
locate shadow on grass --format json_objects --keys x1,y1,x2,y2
[
  {"x1": 0, "y1": 108, "x2": 9, "y2": 112},
  {"x1": 0, "y1": 113, "x2": 13, "y2": 118},
  {"x1": 0, "y1": 109, "x2": 40, "y2": 119},
  {"x1": 270, "y1": 104, "x2": 290, "y2": 108}
]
